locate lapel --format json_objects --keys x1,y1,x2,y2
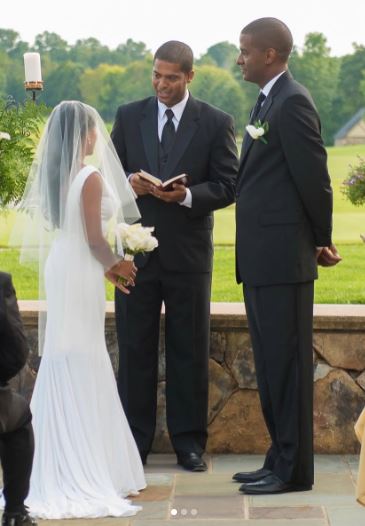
[
  {"x1": 160, "y1": 95, "x2": 200, "y2": 180},
  {"x1": 139, "y1": 97, "x2": 159, "y2": 175},
  {"x1": 239, "y1": 71, "x2": 292, "y2": 172}
]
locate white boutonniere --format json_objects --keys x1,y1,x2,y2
[{"x1": 245, "y1": 120, "x2": 269, "y2": 144}]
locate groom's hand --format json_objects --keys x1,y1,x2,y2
[
  {"x1": 317, "y1": 244, "x2": 342, "y2": 267},
  {"x1": 150, "y1": 183, "x2": 187, "y2": 203}
]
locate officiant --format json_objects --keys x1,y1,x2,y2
[{"x1": 111, "y1": 40, "x2": 238, "y2": 471}]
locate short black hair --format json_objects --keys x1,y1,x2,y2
[
  {"x1": 154, "y1": 41, "x2": 194, "y2": 73},
  {"x1": 241, "y1": 17, "x2": 293, "y2": 62}
]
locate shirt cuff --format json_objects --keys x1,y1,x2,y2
[{"x1": 178, "y1": 188, "x2": 192, "y2": 208}]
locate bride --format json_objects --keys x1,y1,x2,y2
[{"x1": 17, "y1": 101, "x2": 146, "y2": 519}]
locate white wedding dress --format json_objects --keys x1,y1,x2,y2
[{"x1": 26, "y1": 165, "x2": 146, "y2": 519}]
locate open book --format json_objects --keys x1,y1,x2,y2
[{"x1": 139, "y1": 169, "x2": 189, "y2": 191}]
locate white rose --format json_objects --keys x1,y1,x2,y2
[
  {"x1": 245, "y1": 124, "x2": 265, "y2": 140},
  {"x1": 0, "y1": 132, "x2": 10, "y2": 140},
  {"x1": 116, "y1": 222, "x2": 158, "y2": 253},
  {"x1": 144, "y1": 236, "x2": 158, "y2": 251}
]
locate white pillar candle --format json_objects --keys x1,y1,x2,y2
[{"x1": 24, "y1": 52, "x2": 42, "y2": 82}]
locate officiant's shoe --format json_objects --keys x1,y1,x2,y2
[
  {"x1": 239, "y1": 474, "x2": 312, "y2": 495},
  {"x1": 177, "y1": 452, "x2": 207, "y2": 472},
  {"x1": 232, "y1": 468, "x2": 272, "y2": 483}
]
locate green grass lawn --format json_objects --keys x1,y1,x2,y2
[
  {"x1": 1, "y1": 143, "x2": 365, "y2": 303},
  {"x1": 1, "y1": 243, "x2": 364, "y2": 303}
]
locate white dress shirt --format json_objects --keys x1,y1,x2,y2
[{"x1": 261, "y1": 70, "x2": 286, "y2": 98}]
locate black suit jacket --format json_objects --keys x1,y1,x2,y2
[
  {"x1": 0, "y1": 272, "x2": 28, "y2": 383},
  {"x1": 112, "y1": 95, "x2": 238, "y2": 273},
  {"x1": 236, "y1": 72, "x2": 333, "y2": 286}
]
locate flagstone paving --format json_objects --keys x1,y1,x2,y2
[{"x1": 4, "y1": 454, "x2": 365, "y2": 525}]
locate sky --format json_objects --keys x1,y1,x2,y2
[{"x1": 2, "y1": 0, "x2": 365, "y2": 58}]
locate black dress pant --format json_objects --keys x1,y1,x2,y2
[
  {"x1": 0, "y1": 408, "x2": 34, "y2": 512},
  {"x1": 116, "y1": 250, "x2": 211, "y2": 456},
  {"x1": 244, "y1": 282, "x2": 314, "y2": 487}
]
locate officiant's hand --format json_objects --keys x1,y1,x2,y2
[
  {"x1": 130, "y1": 172, "x2": 152, "y2": 196},
  {"x1": 150, "y1": 183, "x2": 187, "y2": 203}
]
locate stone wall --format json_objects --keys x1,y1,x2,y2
[{"x1": 14, "y1": 302, "x2": 365, "y2": 454}]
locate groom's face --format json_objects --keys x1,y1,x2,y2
[
  {"x1": 237, "y1": 33, "x2": 267, "y2": 86},
  {"x1": 152, "y1": 59, "x2": 194, "y2": 107}
]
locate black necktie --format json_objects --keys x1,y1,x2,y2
[
  {"x1": 161, "y1": 109, "x2": 176, "y2": 154},
  {"x1": 250, "y1": 92, "x2": 266, "y2": 123}
]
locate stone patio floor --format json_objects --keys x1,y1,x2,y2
[{"x1": 17, "y1": 454, "x2": 361, "y2": 526}]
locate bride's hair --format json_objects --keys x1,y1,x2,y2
[{"x1": 41, "y1": 101, "x2": 95, "y2": 228}]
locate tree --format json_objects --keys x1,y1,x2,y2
[
  {"x1": 0, "y1": 51, "x2": 9, "y2": 96},
  {"x1": 113, "y1": 38, "x2": 151, "y2": 65},
  {"x1": 0, "y1": 29, "x2": 20, "y2": 53},
  {"x1": 198, "y1": 41, "x2": 238, "y2": 70},
  {"x1": 333, "y1": 44, "x2": 365, "y2": 132},
  {"x1": 289, "y1": 33, "x2": 340, "y2": 144},
  {"x1": 0, "y1": 29, "x2": 29, "y2": 62},
  {"x1": 190, "y1": 65, "x2": 247, "y2": 130},
  {"x1": 69, "y1": 38, "x2": 111, "y2": 68},
  {"x1": 33, "y1": 31, "x2": 69, "y2": 63},
  {"x1": 99, "y1": 59, "x2": 153, "y2": 120},
  {"x1": 79, "y1": 64, "x2": 125, "y2": 109},
  {"x1": 42, "y1": 62, "x2": 83, "y2": 107}
]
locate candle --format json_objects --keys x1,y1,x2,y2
[{"x1": 24, "y1": 53, "x2": 42, "y2": 82}]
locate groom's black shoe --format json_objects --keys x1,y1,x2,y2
[
  {"x1": 232, "y1": 468, "x2": 272, "y2": 483},
  {"x1": 239, "y1": 474, "x2": 312, "y2": 495},
  {"x1": 177, "y1": 452, "x2": 207, "y2": 472}
]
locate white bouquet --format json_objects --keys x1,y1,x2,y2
[{"x1": 116, "y1": 222, "x2": 158, "y2": 261}]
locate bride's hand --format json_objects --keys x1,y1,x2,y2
[{"x1": 105, "y1": 260, "x2": 137, "y2": 294}]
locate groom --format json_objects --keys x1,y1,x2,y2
[
  {"x1": 234, "y1": 18, "x2": 341, "y2": 494},
  {"x1": 111, "y1": 40, "x2": 238, "y2": 471}
]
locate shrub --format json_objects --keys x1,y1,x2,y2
[
  {"x1": 342, "y1": 157, "x2": 365, "y2": 206},
  {"x1": 0, "y1": 96, "x2": 47, "y2": 207}
]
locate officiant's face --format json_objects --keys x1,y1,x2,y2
[{"x1": 152, "y1": 59, "x2": 194, "y2": 107}]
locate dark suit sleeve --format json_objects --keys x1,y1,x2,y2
[
  {"x1": 111, "y1": 106, "x2": 127, "y2": 166},
  {"x1": 188, "y1": 114, "x2": 238, "y2": 217},
  {"x1": 279, "y1": 94, "x2": 333, "y2": 246}
]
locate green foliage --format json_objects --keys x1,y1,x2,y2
[
  {"x1": 0, "y1": 28, "x2": 365, "y2": 145},
  {"x1": 99, "y1": 59, "x2": 154, "y2": 120},
  {"x1": 191, "y1": 64, "x2": 247, "y2": 129},
  {"x1": 198, "y1": 41, "x2": 238, "y2": 70},
  {"x1": 42, "y1": 61, "x2": 83, "y2": 106},
  {"x1": 342, "y1": 157, "x2": 365, "y2": 205},
  {"x1": 289, "y1": 33, "x2": 341, "y2": 144},
  {"x1": 113, "y1": 39, "x2": 152, "y2": 66},
  {"x1": 69, "y1": 37, "x2": 111, "y2": 68},
  {"x1": 33, "y1": 31, "x2": 69, "y2": 63},
  {"x1": 79, "y1": 64, "x2": 125, "y2": 110},
  {"x1": 0, "y1": 97, "x2": 47, "y2": 207}
]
